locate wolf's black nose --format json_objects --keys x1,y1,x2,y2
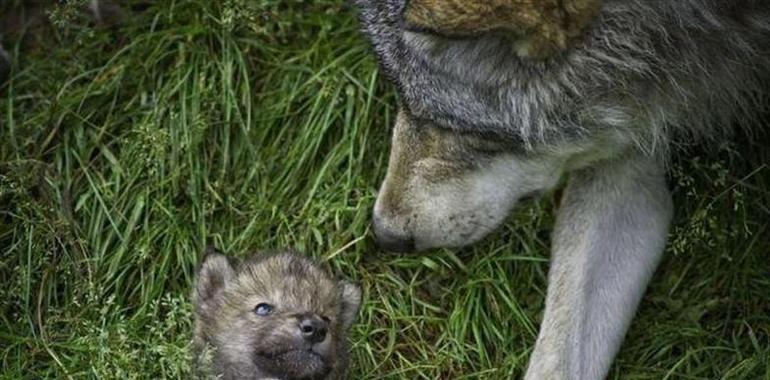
[
  {"x1": 373, "y1": 217, "x2": 416, "y2": 253},
  {"x1": 299, "y1": 315, "x2": 327, "y2": 344}
]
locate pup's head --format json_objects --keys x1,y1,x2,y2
[
  {"x1": 193, "y1": 249, "x2": 361, "y2": 380},
  {"x1": 373, "y1": 110, "x2": 624, "y2": 252}
]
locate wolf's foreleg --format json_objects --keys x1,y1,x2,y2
[{"x1": 524, "y1": 154, "x2": 673, "y2": 380}]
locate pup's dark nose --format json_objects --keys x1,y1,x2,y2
[
  {"x1": 298, "y1": 314, "x2": 327, "y2": 344},
  {"x1": 373, "y1": 216, "x2": 416, "y2": 253}
]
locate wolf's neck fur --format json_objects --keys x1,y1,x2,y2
[{"x1": 357, "y1": 0, "x2": 770, "y2": 155}]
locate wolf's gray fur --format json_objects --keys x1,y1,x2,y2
[
  {"x1": 193, "y1": 249, "x2": 361, "y2": 380},
  {"x1": 357, "y1": 0, "x2": 770, "y2": 152},
  {"x1": 356, "y1": 1, "x2": 769, "y2": 379}
]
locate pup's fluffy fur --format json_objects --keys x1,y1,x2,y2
[{"x1": 193, "y1": 249, "x2": 361, "y2": 380}]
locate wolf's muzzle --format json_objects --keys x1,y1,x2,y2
[{"x1": 373, "y1": 216, "x2": 416, "y2": 253}]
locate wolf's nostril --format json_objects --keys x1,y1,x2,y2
[
  {"x1": 373, "y1": 217, "x2": 416, "y2": 253},
  {"x1": 375, "y1": 232, "x2": 416, "y2": 253}
]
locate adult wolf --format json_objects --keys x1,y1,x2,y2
[{"x1": 356, "y1": 0, "x2": 770, "y2": 379}]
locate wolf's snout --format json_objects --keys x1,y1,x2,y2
[
  {"x1": 373, "y1": 215, "x2": 416, "y2": 253},
  {"x1": 298, "y1": 314, "x2": 327, "y2": 344}
]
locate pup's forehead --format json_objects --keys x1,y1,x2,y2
[{"x1": 233, "y1": 253, "x2": 339, "y2": 309}]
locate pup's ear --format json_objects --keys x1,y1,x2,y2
[
  {"x1": 339, "y1": 281, "x2": 362, "y2": 330},
  {"x1": 195, "y1": 247, "x2": 235, "y2": 308}
]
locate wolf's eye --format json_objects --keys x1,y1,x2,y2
[{"x1": 254, "y1": 303, "x2": 273, "y2": 316}]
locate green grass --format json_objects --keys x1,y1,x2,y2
[{"x1": 1, "y1": 1, "x2": 768, "y2": 379}]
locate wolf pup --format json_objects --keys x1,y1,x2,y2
[
  {"x1": 193, "y1": 248, "x2": 361, "y2": 380},
  {"x1": 357, "y1": 0, "x2": 770, "y2": 379}
]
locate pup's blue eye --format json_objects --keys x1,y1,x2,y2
[{"x1": 254, "y1": 303, "x2": 273, "y2": 316}]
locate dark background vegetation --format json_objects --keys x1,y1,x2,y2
[{"x1": 0, "y1": 1, "x2": 768, "y2": 378}]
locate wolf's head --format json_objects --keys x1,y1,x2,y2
[
  {"x1": 365, "y1": 0, "x2": 770, "y2": 253},
  {"x1": 193, "y1": 250, "x2": 361, "y2": 380},
  {"x1": 361, "y1": 1, "x2": 625, "y2": 252},
  {"x1": 402, "y1": 0, "x2": 603, "y2": 58},
  {"x1": 373, "y1": 110, "x2": 627, "y2": 252}
]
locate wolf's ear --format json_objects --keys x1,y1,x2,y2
[
  {"x1": 195, "y1": 247, "x2": 235, "y2": 307},
  {"x1": 339, "y1": 281, "x2": 362, "y2": 330}
]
